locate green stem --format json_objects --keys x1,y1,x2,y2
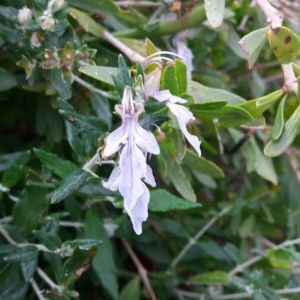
[
  {"x1": 169, "y1": 205, "x2": 232, "y2": 269},
  {"x1": 113, "y1": 4, "x2": 206, "y2": 38}
]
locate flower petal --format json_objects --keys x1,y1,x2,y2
[
  {"x1": 135, "y1": 123, "x2": 160, "y2": 155},
  {"x1": 167, "y1": 102, "x2": 201, "y2": 156},
  {"x1": 102, "y1": 166, "x2": 121, "y2": 191},
  {"x1": 103, "y1": 125, "x2": 127, "y2": 157},
  {"x1": 127, "y1": 182, "x2": 150, "y2": 235},
  {"x1": 143, "y1": 165, "x2": 156, "y2": 187},
  {"x1": 144, "y1": 68, "x2": 161, "y2": 99},
  {"x1": 153, "y1": 90, "x2": 187, "y2": 104},
  {"x1": 119, "y1": 143, "x2": 146, "y2": 211}
]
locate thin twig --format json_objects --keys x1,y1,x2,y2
[
  {"x1": 36, "y1": 267, "x2": 63, "y2": 293},
  {"x1": 116, "y1": 1, "x2": 161, "y2": 8},
  {"x1": 170, "y1": 205, "x2": 232, "y2": 269},
  {"x1": 176, "y1": 286, "x2": 300, "y2": 299},
  {"x1": 285, "y1": 149, "x2": 300, "y2": 185},
  {"x1": 59, "y1": 221, "x2": 83, "y2": 228},
  {"x1": 30, "y1": 279, "x2": 47, "y2": 300},
  {"x1": 230, "y1": 237, "x2": 300, "y2": 276},
  {"x1": 0, "y1": 224, "x2": 18, "y2": 246},
  {"x1": 121, "y1": 238, "x2": 157, "y2": 300},
  {"x1": 72, "y1": 74, "x2": 118, "y2": 100},
  {"x1": 103, "y1": 30, "x2": 145, "y2": 63}
]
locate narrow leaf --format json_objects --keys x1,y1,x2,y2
[
  {"x1": 189, "y1": 271, "x2": 231, "y2": 285},
  {"x1": 84, "y1": 210, "x2": 118, "y2": 300},
  {"x1": 264, "y1": 104, "x2": 300, "y2": 157},
  {"x1": 51, "y1": 169, "x2": 90, "y2": 204},
  {"x1": 149, "y1": 189, "x2": 201, "y2": 212},
  {"x1": 34, "y1": 148, "x2": 77, "y2": 178},
  {"x1": 272, "y1": 95, "x2": 286, "y2": 140}
]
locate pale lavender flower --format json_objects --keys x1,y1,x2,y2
[
  {"x1": 142, "y1": 52, "x2": 201, "y2": 156},
  {"x1": 102, "y1": 87, "x2": 159, "y2": 234}
]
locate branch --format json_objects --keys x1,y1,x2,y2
[
  {"x1": 121, "y1": 238, "x2": 157, "y2": 300},
  {"x1": 36, "y1": 267, "x2": 63, "y2": 293},
  {"x1": 230, "y1": 237, "x2": 300, "y2": 276},
  {"x1": 103, "y1": 31, "x2": 145, "y2": 63},
  {"x1": 170, "y1": 205, "x2": 232, "y2": 269},
  {"x1": 30, "y1": 279, "x2": 47, "y2": 300}
]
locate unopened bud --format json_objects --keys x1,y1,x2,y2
[
  {"x1": 18, "y1": 6, "x2": 32, "y2": 24},
  {"x1": 30, "y1": 32, "x2": 41, "y2": 48},
  {"x1": 51, "y1": 0, "x2": 66, "y2": 13},
  {"x1": 39, "y1": 16, "x2": 55, "y2": 31}
]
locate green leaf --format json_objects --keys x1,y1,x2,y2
[
  {"x1": 0, "y1": 263, "x2": 28, "y2": 300},
  {"x1": 79, "y1": 66, "x2": 117, "y2": 85},
  {"x1": 62, "y1": 239, "x2": 102, "y2": 251},
  {"x1": 34, "y1": 148, "x2": 77, "y2": 178},
  {"x1": 51, "y1": 169, "x2": 90, "y2": 204},
  {"x1": 264, "y1": 104, "x2": 300, "y2": 157},
  {"x1": 268, "y1": 26, "x2": 300, "y2": 64},
  {"x1": 173, "y1": 129, "x2": 186, "y2": 160},
  {"x1": 0, "y1": 151, "x2": 30, "y2": 172},
  {"x1": 91, "y1": 93, "x2": 112, "y2": 128},
  {"x1": 139, "y1": 113, "x2": 169, "y2": 131},
  {"x1": 4, "y1": 245, "x2": 39, "y2": 263},
  {"x1": 84, "y1": 210, "x2": 118, "y2": 300},
  {"x1": 189, "y1": 271, "x2": 231, "y2": 285},
  {"x1": 67, "y1": 0, "x2": 119, "y2": 15},
  {"x1": 33, "y1": 230, "x2": 61, "y2": 251},
  {"x1": 190, "y1": 104, "x2": 253, "y2": 127},
  {"x1": 51, "y1": 69, "x2": 72, "y2": 100},
  {"x1": 20, "y1": 259, "x2": 38, "y2": 282},
  {"x1": 188, "y1": 81, "x2": 245, "y2": 104},
  {"x1": 190, "y1": 101, "x2": 227, "y2": 110},
  {"x1": 149, "y1": 189, "x2": 201, "y2": 212},
  {"x1": 228, "y1": 129, "x2": 257, "y2": 173},
  {"x1": 161, "y1": 151, "x2": 197, "y2": 202},
  {"x1": 0, "y1": 5, "x2": 18, "y2": 22},
  {"x1": 272, "y1": 95, "x2": 287, "y2": 140},
  {"x1": 226, "y1": 25, "x2": 247, "y2": 59},
  {"x1": 13, "y1": 187, "x2": 47, "y2": 235},
  {"x1": 183, "y1": 150, "x2": 224, "y2": 178},
  {"x1": 1, "y1": 151, "x2": 30, "y2": 188},
  {"x1": 119, "y1": 277, "x2": 140, "y2": 300},
  {"x1": 266, "y1": 248, "x2": 300, "y2": 269},
  {"x1": 239, "y1": 89, "x2": 283, "y2": 118},
  {"x1": 239, "y1": 27, "x2": 269, "y2": 69},
  {"x1": 63, "y1": 246, "x2": 97, "y2": 287},
  {"x1": 192, "y1": 171, "x2": 217, "y2": 189},
  {"x1": 145, "y1": 38, "x2": 158, "y2": 56},
  {"x1": 59, "y1": 108, "x2": 108, "y2": 141},
  {"x1": 0, "y1": 68, "x2": 16, "y2": 91},
  {"x1": 161, "y1": 64, "x2": 178, "y2": 95},
  {"x1": 110, "y1": 54, "x2": 133, "y2": 97},
  {"x1": 69, "y1": 8, "x2": 104, "y2": 38},
  {"x1": 204, "y1": 0, "x2": 225, "y2": 28},
  {"x1": 252, "y1": 139, "x2": 278, "y2": 185}
]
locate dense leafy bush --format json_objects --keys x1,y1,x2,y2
[{"x1": 1, "y1": 0, "x2": 300, "y2": 299}]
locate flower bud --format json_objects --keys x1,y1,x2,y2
[
  {"x1": 30, "y1": 32, "x2": 41, "y2": 48},
  {"x1": 18, "y1": 6, "x2": 32, "y2": 24},
  {"x1": 39, "y1": 16, "x2": 55, "y2": 31},
  {"x1": 51, "y1": 0, "x2": 66, "y2": 13}
]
